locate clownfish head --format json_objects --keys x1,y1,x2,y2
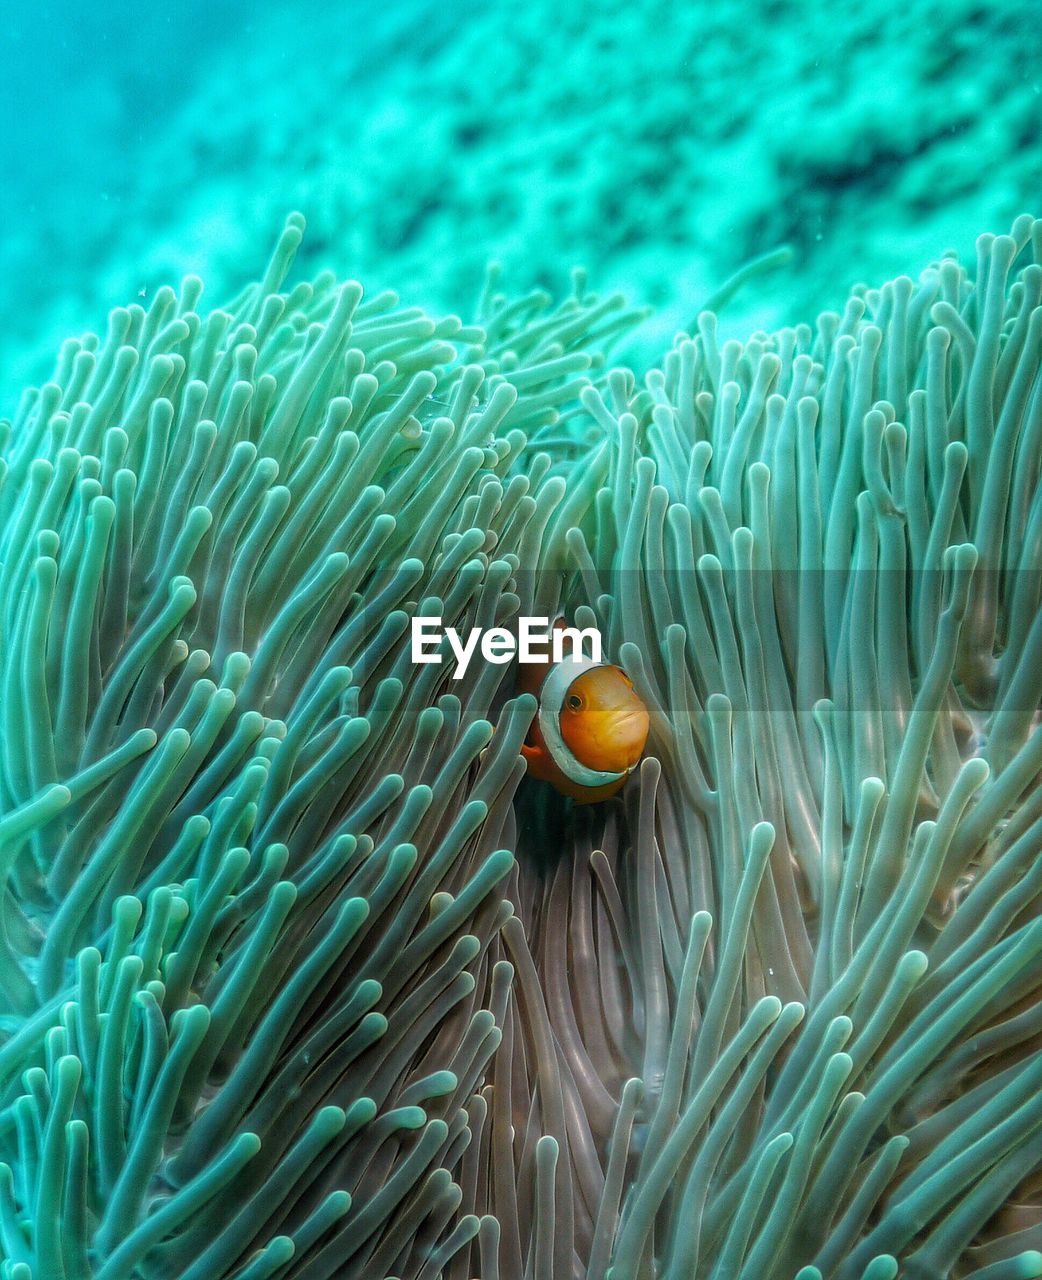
[
  {"x1": 533, "y1": 655, "x2": 650, "y2": 797},
  {"x1": 558, "y1": 665, "x2": 650, "y2": 774}
]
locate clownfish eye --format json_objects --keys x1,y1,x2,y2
[{"x1": 567, "y1": 694, "x2": 583, "y2": 710}]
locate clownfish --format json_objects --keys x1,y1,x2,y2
[{"x1": 518, "y1": 621, "x2": 650, "y2": 803}]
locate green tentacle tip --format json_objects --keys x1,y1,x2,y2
[{"x1": 966, "y1": 1255, "x2": 1042, "y2": 1280}]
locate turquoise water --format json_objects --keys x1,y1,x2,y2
[{"x1": 2, "y1": 0, "x2": 1039, "y2": 396}]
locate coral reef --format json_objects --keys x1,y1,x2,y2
[
  {"x1": 3, "y1": 0, "x2": 1039, "y2": 398},
  {"x1": 1, "y1": 209, "x2": 1042, "y2": 1280}
]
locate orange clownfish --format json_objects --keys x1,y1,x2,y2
[{"x1": 518, "y1": 625, "x2": 650, "y2": 803}]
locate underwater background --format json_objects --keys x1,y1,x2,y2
[
  {"x1": 2, "y1": 0, "x2": 1039, "y2": 403},
  {"x1": 2, "y1": 1, "x2": 1042, "y2": 1279}
]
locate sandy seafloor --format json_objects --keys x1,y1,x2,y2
[{"x1": 1, "y1": 0, "x2": 1039, "y2": 405}]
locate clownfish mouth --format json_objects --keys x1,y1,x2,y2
[
  {"x1": 575, "y1": 707, "x2": 650, "y2": 773},
  {"x1": 610, "y1": 710, "x2": 649, "y2": 759}
]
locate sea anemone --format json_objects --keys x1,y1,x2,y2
[{"x1": 1, "y1": 211, "x2": 1041, "y2": 1279}]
